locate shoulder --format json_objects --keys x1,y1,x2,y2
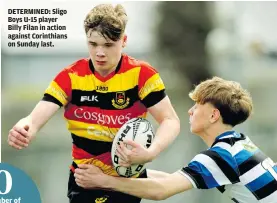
[
  {"x1": 191, "y1": 144, "x2": 235, "y2": 167},
  {"x1": 63, "y1": 58, "x2": 90, "y2": 76},
  {"x1": 121, "y1": 54, "x2": 159, "y2": 75}
]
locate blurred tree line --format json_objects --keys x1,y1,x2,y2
[{"x1": 156, "y1": 1, "x2": 213, "y2": 88}]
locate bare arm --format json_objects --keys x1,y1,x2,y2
[
  {"x1": 147, "y1": 96, "x2": 180, "y2": 160},
  {"x1": 28, "y1": 100, "x2": 60, "y2": 134},
  {"x1": 104, "y1": 170, "x2": 192, "y2": 200},
  {"x1": 74, "y1": 165, "x2": 193, "y2": 200},
  {"x1": 147, "y1": 169, "x2": 171, "y2": 179},
  {"x1": 8, "y1": 101, "x2": 60, "y2": 149}
]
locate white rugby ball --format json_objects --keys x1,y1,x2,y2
[{"x1": 111, "y1": 117, "x2": 155, "y2": 177}]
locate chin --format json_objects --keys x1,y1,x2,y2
[
  {"x1": 95, "y1": 66, "x2": 107, "y2": 70},
  {"x1": 190, "y1": 127, "x2": 201, "y2": 135},
  {"x1": 190, "y1": 127, "x2": 196, "y2": 134}
]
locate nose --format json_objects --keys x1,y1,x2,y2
[
  {"x1": 96, "y1": 47, "x2": 105, "y2": 57},
  {"x1": 188, "y1": 108, "x2": 193, "y2": 116}
]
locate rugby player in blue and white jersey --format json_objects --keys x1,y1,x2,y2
[{"x1": 74, "y1": 76, "x2": 277, "y2": 203}]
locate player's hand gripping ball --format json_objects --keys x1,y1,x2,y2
[{"x1": 111, "y1": 118, "x2": 155, "y2": 177}]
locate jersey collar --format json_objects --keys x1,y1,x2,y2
[
  {"x1": 215, "y1": 130, "x2": 241, "y2": 141},
  {"x1": 211, "y1": 131, "x2": 245, "y2": 148}
]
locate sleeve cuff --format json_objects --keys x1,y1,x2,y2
[
  {"x1": 177, "y1": 170, "x2": 198, "y2": 188},
  {"x1": 141, "y1": 90, "x2": 166, "y2": 108},
  {"x1": 42, "y1": 93, "x2": 63, "y2": 107}
]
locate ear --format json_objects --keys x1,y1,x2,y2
[
  {"x1": 122, "y1": 35, "x2": 127, "y2": 48},
  {"x1": 210, "y1": 108, "x2": 221, "y2": 123}
]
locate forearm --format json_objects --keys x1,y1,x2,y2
[
  {"x1": 104, "y1": 171, "x2": 190, "y2": 200},
  {"x1": 147, "y1": 169, "x2": 171, "y2": 179},
  {"x1": 149, "y1": 117, "x2": 180, "y2": 159},
  {"x1": 106, "y1": 174, "x2": 168, "y2": 200},
  {"x1": 28, "y1": 101, "x2": 60, "y2": 133}
]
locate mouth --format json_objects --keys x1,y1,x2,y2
[{"x1": 96, "y1": 60, "x2": 106, "y2": 65}]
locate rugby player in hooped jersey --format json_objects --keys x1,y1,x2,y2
[
  {"x1": 74, "y1": 77, "x2": 277, "y2": 203},
  {"x1": 7, "y1": 4, "x2": 180, "y2": 203}
]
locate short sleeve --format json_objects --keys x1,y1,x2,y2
[
  {"x1": 43, "y1": 68, "x2": 71, "y2": 107},
  {"x1": 179, "y1": 148, "x2": 239, "y2": 189},
  {"x1": 138, "y1": 62, "x2": 166, "y2": 108}
]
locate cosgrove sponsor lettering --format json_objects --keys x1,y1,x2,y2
[{"x1": 74, "y1": 108, "x2": 131, "y2": 125}]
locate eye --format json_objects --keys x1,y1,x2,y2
[
  {"x1": 105, "y1": 43, "x2": 113, "y2": 47},
  {"x1": 89, "y1": 42, "x2": 97, "y2": 47}
]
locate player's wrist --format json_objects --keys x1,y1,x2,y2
[
  {"x1": 148, "y1": 142, "x2": 162, "y2": 161},
  {"x1": 105, "y1": 176, "x2": 119, "y2": 189},
  {"x1": 147, "y1": 147, "x2": 161, "y2": 162}
]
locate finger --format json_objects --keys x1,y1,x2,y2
[
  {"x1": 116, "y1": 145, "x2": 128, "y2": 161},
  {"x1": 78, "y1": 164, "x2": 101, "y2": 173},
  {"x1": 118, "y1": 157, "x2": 129, "y2": 164},
  {"x1": 75, "y1": 168, "x2": 86, "y2": 175},
  {"x1": 123, "y1": 139, "x2": 141, "y2": 148},
  {"x1": 118, "y1": 159, "x2": 131, "y2": 167},
  {"x1": 75, "y1": 179, "x2": 85, "y2": 188},
  {"x1": 87, "y1": 167, "x2": 102, "y2": 174},
  {"x1": 75, "y1": 172, "x2": 90, "y2": 180},
  {"x1": 74, "y1": 172, "x2": 85, "y2": 180},
  {"x1": 78, "y1": 164, "x2": 92, "y2": 169},
  {"x1": 9, "y1": 129, "x2": 29, "y2": 143},
  {"x1": 12, "y1": 126, "x2": 29, "y2": 138},
  {"x1": 7, "y1": 140, "x2": 23, "y2": 150},
  {"x1": 9, "y1": 137, "x2": 27, "y2": 149},
  {"x1": 119, "y1": 142, "x2": 132, "y2": 156},
  {"x1": 9, "y1": 131, "x2": 29, "y2": 146},
  {"x1": 8, "y1": 135, "x2": 28, "y2": 148},
  {"x1": 74, "y1": 172, "x2": 80, "y2": 179}
]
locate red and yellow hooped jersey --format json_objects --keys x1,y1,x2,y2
[{"x1": 43, "y1": 54, "x2": 166, "y2": 176}]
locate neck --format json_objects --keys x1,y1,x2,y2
[
  {"x1": 95, "y1": 55, "x2": 122, "y2": 77},
  {"x1": 96, "y1": 66, "x2": 117, "y2": 77},
  {"x1": 198, "y1": 124, "x2": 233, "y2": 147}
]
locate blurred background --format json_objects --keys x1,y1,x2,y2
[{"x1": 1, "y1": 1, "x2": 277, "y2": 203}]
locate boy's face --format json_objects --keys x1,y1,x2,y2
[
  {"x1": 87, "y1": 30, "x2": 126, "y2": 74},
  {"x1": 188, "y1": 103, "x2": 216, "y2": 135}
]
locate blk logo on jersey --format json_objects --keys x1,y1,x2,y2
[
  {"x1": 112, "y1": 92, "x2": 130, "y2": 109},
  {"x1": 80, "y1": 95, "x2": 98, "y2": 102}
]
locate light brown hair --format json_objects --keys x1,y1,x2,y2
[
  {"x1": 84, "y1": 4, "x2": 128, "y2": 41},
  {"x1": 189, "y1": 77, "x2": 253, "y2": 126}
]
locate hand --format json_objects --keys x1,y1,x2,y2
[
  {"x1": 116, "y1": 140, "x2": 153, "y2": 167},
  {"x1": 8, "y1": 118, "x2": 32, "y2": 150},
  {"x1": 74, "y1": 164, "x2": 108, "y2": 189}
]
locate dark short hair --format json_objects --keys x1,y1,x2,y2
[{"x1": 84, "y1": 4, "x2": 128, "y2": 41}]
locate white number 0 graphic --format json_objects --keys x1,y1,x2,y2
[{"x1": 0, "y1": 170, "x2": 12, "y2": 194}]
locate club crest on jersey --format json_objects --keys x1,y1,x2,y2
[{"x1": 112, "y1": 92, "x2": 130, "y2": 109}]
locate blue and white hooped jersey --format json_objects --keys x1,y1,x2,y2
[{"x1": 179, "y1": 131, "x2": 277, "y2": 203}]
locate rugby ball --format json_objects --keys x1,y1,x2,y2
[{"x1": 111, "y1": 118, "x2": 155, "y2": 177}]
